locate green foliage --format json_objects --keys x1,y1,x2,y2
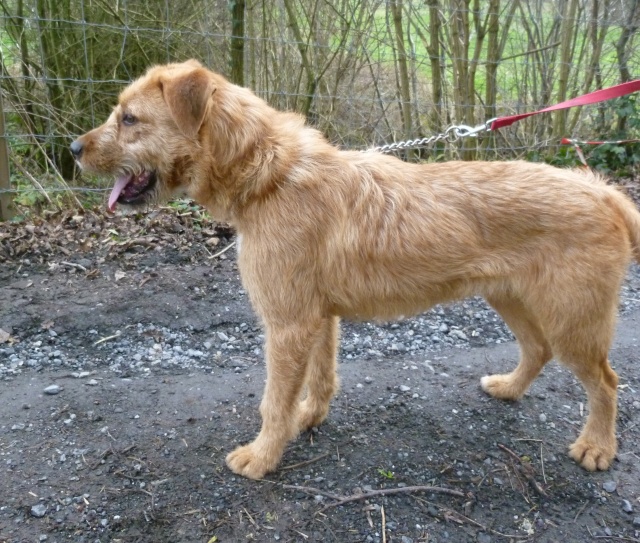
[
  {"x1": 587, "y1": 142, "x2": 640, "y2": 176},
  {"x1": 587, "y1": 96, "x2": 640, "y2": 175},
  {"x1": 570, "y1": 96, "x2": 640, "y2": 174},
  {"x1": 377, "y1": 468, "x2": 394, "y2": 479}
]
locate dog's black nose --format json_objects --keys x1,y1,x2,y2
[{"x1": 70, "y1": 140, "x2": 84, "y2": 158}]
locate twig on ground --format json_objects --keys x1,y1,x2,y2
[
  {"x1": 94, "y1": 332, "x2": 121, "y2": 346},
  {"x1": 281, "y1": 451, "x2": 333, "y2": 471},
  {"x1": 591, "y1": 536, "x2": 640, "y2": 542},
  {"x1": 381, "y1": 504, "x2": 387, "y2": 543},
  {"x1": 282, "y1": 485, "x2": 345, "y2": 502},
  {"x1": 412, "y1": 496, "x2": 532, "y2": 540},
  {"x1": 498, "y1": 443, "x2": 521, "y2": 462},
  {"x1": 208, "y1": 241, "x2": 236, "y2": 259},
  {"x1": 61, "y1": 260, "x2": 87, "y2": 272},
  {"x1": 540, "y1": 442, "x2": 547, "y2": 484},
  {"x1": 498, "y1": 443, "x2": 548, "y2": 497},
  {"x1": 283, "y1": 483, "x2": 465, "y2": 514},
  {"x1": 243, "y1": 507, "x2": 257, "y2": 526},
  {"x1": 281, "y1": 438, "x2": 352, "y2": 471},
  {"x1": 573, "y1": 500, "x2": 590, "y2": 522}
]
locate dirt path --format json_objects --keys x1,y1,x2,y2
[{"x1": 1, "y1": 209, "x2": 639, "y2": 543}]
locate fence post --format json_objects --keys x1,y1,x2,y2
[{"x1": 0, "y1": 90, "x2": 14, "y2": 221}]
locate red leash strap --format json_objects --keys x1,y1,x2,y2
[
  {"x1": 490, "y1": 80, "x2": 640, "y2": 131},
  {"x1": 560, "y1": 137, "x2": 640, "y2": 167}
]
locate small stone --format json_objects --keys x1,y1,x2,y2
[
  {"x1": 31, "y1": 504, "x2": 47, "y2": 518},
  {"x1": 399, "y1": 385, "x2": 411, "y2": 392},
  {"x1": 87, "y1": 379, "x2": 99, "y2": 386},
  {"x1": 11, "y1": 423, "x2": 26, "y2": 431},
  {"x1": 43, "y1": 385, "x2": 61, "y2": 395},
  {"x1": 539, "y1": 413, "x2": 547, "y2": 423},
  {"x1": 602, "y1": 480, "x2": 617, "y2": 493},
  {"x1": 493, "y1": 477, "x2": 504, "y2": 486},
  {"x1": 622, "y1": 499, "x2": 633, "y2": 513},
  {"x1": 633, "y1": 516, "x2": 640, "y2": 527}
]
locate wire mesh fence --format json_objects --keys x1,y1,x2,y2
[{"x1": 1, "y1": 0, "x2": 640, "y2": 218}]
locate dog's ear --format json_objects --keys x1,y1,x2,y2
[{"x1": 160, "y1": 67, "x2": 216, "y2": 139}]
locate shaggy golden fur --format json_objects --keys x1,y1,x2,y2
[{"x1": 72, "y1": 60, "x2": 640, "y2": 479}]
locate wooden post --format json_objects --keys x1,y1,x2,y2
[{"x1": 0, "y1": 90, "x2": 14, "y2": 221}]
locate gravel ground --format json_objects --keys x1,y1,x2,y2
[{"x1": 1, "y1": 205, "x2": 640, "y2": 542}]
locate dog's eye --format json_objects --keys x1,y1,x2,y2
[{"x1": 122, "y1": 113, "x2": 137, "y2": 126}]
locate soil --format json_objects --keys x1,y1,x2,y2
[{"x1": 1, "y1": 206, "x2": 639, "y2": 543}]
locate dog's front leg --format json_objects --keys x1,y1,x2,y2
[
  {"x1": 297, "y1": 316, "x2": 340, "y2": 431},
  {"x1": 226, "y1": 320, "x2": 319, "y2": 479}
]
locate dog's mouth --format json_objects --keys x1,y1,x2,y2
[{"x1": 108, "y1": 170, "x2": 157, "y2": 212}]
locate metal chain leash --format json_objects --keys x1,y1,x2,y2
[{"x1": 365, "y1": 118, "x2": 497, "y2": 154}]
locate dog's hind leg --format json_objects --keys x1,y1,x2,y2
[
  {"x1": 481, "y1": 295, "x2": 553, "y2": 400},
  {"x1": 565, "y1": 350, "x2": 619, "y2": 471},
  {"x1": 226, "y1": 320, "x2": 321, "y2": 479},
  {"x1": 520, "y1": 268, "x2": 619, "y2": 471},
  {"x1": 297, "y1": 316, "x2": 340, "y2": 431},
  {"x1": 548, "y1": 301, "x2": 620, "y2": 471}
]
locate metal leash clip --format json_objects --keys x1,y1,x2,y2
[{"x1": 367, "y1": 118, "x2": 497, "y2": 154}]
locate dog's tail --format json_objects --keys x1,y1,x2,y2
[{"x1": 612, "y1": 189, "x2": 640, "y2": 264}]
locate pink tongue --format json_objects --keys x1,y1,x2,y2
[{"x1": 108, "y1": 174, "x2": 133, "y2": 212}]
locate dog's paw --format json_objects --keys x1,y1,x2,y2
[
  {"x1": 297, "y1": 399, "x2": 328, "y2": 431},
  {"x1": 226, "y1": 443, "x2": 278, "y2": 479},
  {"x1": 568, "y1": 436, "x2": 616, "y2": 471},
  {"x1": 480, "y1": 374, "x2": 523, "y2": 401}
]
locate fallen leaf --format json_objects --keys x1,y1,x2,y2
[{"x1": 0, "y1": 329, "x2": 10, "y2": 343}]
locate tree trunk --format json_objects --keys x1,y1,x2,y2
[
  {"x1": 483, "y1": 0, "x2": 500, "y2": 155},
  {"x1": 426, "y1": 0, "x2": 443, "y2": 133},
  {"x1": 389, "y1": 0, "x2": 412, "y2": 145},
  {"x1": 553, "y1": 0, "x2": 578, "y2": 139},
  {"x1": 229, "y1": 0, "x2": 245, "y2": 86},
  {"x1": 448, "y1": 0, "x2": 475, "y2": 159},
  {"x1": 283, "y1": 0, "x2": 317, "y2": 118},
  {"x1": 569, "y1": 0, "x2": 610, "y2": 132},
  {"x1": 615, "y1": 0, "x2": 639, "y2": 133}
]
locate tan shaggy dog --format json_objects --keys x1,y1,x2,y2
[{"x1": 71, "y1": 60, "x2": 640, "y2": 480}]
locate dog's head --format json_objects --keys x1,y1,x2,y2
[{"x1": 71, "y1": 60, "x2": 217, "y2": 212}]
